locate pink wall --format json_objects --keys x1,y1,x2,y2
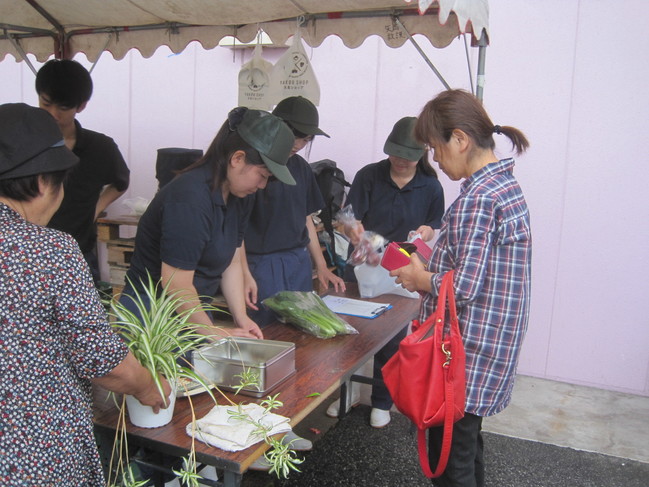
[{"x1": 2, "y1": 0, "x2": 648, "y2": 396}]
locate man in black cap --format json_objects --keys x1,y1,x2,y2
[{"x1": 36, "y1": 59, "x2": 130, "y2": 284}]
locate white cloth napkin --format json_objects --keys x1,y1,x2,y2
[{"x1": 186, "y1": 403, "x2": 292, "y2": 452}]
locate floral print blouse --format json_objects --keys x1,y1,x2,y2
[{"x1": 0, "y1": 203, "x2": 127, "y2": 486}]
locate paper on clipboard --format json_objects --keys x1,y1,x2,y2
[{"x1": 321, "y1": 295, "x2": 392, "y2": 319}]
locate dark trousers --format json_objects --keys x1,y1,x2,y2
[
  {"x1": 371, "y1": 325, "x2": 408, "y2": 410},
  {"x1": 247, "y1": 247, "x2": 313, "y2": 328},
  {"x1": 428, "y1": 413, "x2": 485, "y2": 487},
  {"x1": 83, "y1": 248, "x2": 101, "y2": 286}
]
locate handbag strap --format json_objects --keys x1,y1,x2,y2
[
  {"x1": 417, "y1": 269, "x2": 455, "y2": 342},
  {"x1": 417, "y1": 366, "x2": 456, "y2": 478},
  {"x1": 417, "y1": 270, "x2": 459, "y2": 478},
  {"x1": 444, "y1": 270, "x2": 460, "y2": 340}
]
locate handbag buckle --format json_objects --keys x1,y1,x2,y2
[{"x1": 441, "y1": 342, "x2": 451, "y2": 367}]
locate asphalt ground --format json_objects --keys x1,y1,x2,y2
[{"x1": 242, "y1": 404, "x2": 649, "y2": 487}]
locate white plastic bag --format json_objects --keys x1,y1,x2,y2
[
  {"x1": 269, "y1": 29, "x2": 320, "y2": 105},
  {"x1": 123, "y1": 197, "x2": 150, "y2": 216},
  {"x1": 238, "y1": 43, "x2": 274, "y2": 110},
  {"x1": 354, "y1": 262, "x2": 419, "y2": 300}
]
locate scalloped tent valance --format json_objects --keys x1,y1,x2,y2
[{"x1": 0, "y1": 0, "x2": 489, "y2": 62}]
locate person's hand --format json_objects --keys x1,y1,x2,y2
[
  {"x1": 411, "y1": 225, "x2": 435, "y2": 242},
  {"x1": 232, "y1": 315, "x2": 264, "y2": 339},
  {"x1": 344, "y1": 222, "x2": 365, "y2": 246},
  {"x1": 135, "y1": 375, "x2": 172, "y2": 414},
  {"x1": 391, "y1": 253, "x2": 429, "y2": 292},
  {"x1": 316, "y1": 267, "x2": 346, "y2": 293},
  {"x1": 243, "y1": 273, "x2": 259, "y2": 310}
]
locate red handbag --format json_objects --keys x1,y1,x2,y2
[{"x1": 382, "y1": 270, "x2": 466, "y2": 478}]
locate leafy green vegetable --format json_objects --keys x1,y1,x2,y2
[{"x1": 263, "y1": 291, "x2": 358, "y2": 339}]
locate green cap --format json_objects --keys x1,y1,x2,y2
[
  {"x1": 383, "y1": 116, "x2": 425, "y2": 162},
  {"x1": 272, "y1": 96, "x2": 330, "y2": 138},
  {"x1": 237, "y1": 109, "x2": 296, "y2": 185}
]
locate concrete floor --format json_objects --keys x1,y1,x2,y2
[{"x1": 481, "y1": 375, "x2": 649, "y2": 464}]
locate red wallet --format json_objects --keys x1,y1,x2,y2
[{"x1": 380, "y1": 238, "x2": 432, "y2": 271}]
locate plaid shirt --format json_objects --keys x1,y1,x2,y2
[{"x1": 420, "y1": 158, "x2": 532, "y2": 416}]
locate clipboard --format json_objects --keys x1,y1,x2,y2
[{"x1": 321, "y1": 295, "x2": 392, "y2": 319}]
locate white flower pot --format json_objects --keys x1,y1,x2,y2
[{"x1": 125, "y1": 387, "x2": 176, "y2": 428}]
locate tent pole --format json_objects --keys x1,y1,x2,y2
[
  {"x1": 23, "y1": 0, "x2": 69, "y2": 58},
  {"x1": 394, "y1": 16, "x2": 450, "y2": 91},
  {"x1": 89, "y1": 33, "x2": 113, "y2": 74},
  {"x1": 6, "y1": 33, "x2": 37, "y2": 75},
  {"x1": 476, "y1": 31, "x2": 488, "y2": 101},
  {"x1": 463, "y1": 34, "x2": 475, "y2": 95}
]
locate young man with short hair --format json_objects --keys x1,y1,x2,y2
[{"x1": 36, "y1": 59, "x2": 130, "y2": 284}]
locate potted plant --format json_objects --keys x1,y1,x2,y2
[
  {"x1": 105, "y1": 273, "x2": 302, "y2": 487},
  {"x1": 110, "y1": 273, "x2": 217, "y2": 426}
]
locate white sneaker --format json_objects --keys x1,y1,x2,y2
[
  {"x1": 326, "y1": 387, "x2": 361, "y2": 418},
  {"x1": 249, "y1": 455, "x2": 272, "y2": 471},
  {"x1": 370, "y1": 408, "x2": 391, "y2": 428},
  {"x1": 282, "y1": 430, "x2": 313, "y2": 451},
  {"x1": 198, "y1": 465, "x2": 218, "y2": 481}
]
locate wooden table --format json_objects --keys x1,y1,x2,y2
[{"x1": 93, "y1": 286, "x2": 420, "y2": 486}]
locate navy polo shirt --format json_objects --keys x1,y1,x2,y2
[
  {"x1": 245, "y1": 154, "x2": 325, "y2": 254},
  {"x1": 346, "y1": 159, "x2": 445, "y2": 242},
  {"x1": 126, "y1": 164, "x2": 252, "y2": 297}
]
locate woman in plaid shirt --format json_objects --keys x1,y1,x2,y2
[{"x1": 392, "y1": 90, "x2": 531, "y2": 487}]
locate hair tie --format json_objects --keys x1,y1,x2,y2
[
  {"x1": 228, "y1": 106, "x2": 248, "y2": 131},
  {"x1": 493, "y1": 125, "x2": 502, "y2": 135}
]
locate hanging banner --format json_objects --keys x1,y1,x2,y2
[
  {"x1": 269, "y1": 29, "x2": 320, "y2": 106},
  {"x1": 238, "y1": 43, "x2": 274, "y2": 110}
]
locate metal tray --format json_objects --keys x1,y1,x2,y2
[{"x1": 192, "y1": 337, "x2": 296, "y2": 397}]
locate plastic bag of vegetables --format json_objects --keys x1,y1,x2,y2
[{"x1": 263, "y1": 291, "x2": 359, "y2": 339}]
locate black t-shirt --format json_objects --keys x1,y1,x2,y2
[{"x1": 48, "y1": 120, "x2": 129, "y2": 253}]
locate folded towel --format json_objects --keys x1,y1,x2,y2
[{"x1": 186, "y1": 403, "x2": 292, "y2": 452}]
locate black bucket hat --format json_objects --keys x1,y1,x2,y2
[
  {"x1": 236, "y1": 109, "x2": 296, "y2": 185},
  {"x1": 383, "y1": 116, "x2": 425, "y2": 161},
  {"x1": 272, "y1": 96, "x2": 330, "y2": 138},
  {"x1": 0, "y1": 103, "x2": 79, "y2": 180}
]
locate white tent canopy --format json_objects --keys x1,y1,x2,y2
[{"x1": 0, "y1": 0, "x2": 489, "y2": 62}]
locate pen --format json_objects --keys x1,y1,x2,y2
[{"x1": 371, "y1": 305, "x2": 392, "y2": 315}]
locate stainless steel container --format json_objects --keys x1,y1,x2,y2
[{"x1": 192, "y1": 337, "x2": 296, "y2": 397}]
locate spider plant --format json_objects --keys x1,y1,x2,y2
[
  {"x1": 106, "y1": 272, "x2": 219, "y2": 486},
  {"x1": 105, "y1": 273, "x2": 301, "y2": 486},
  {"x1": 109, "y1": 272, "x2": 218, "y2": 405}
]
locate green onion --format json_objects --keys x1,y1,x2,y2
[{"x1": 263, "y1": 291, "x2": 358, "y2": 339}]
